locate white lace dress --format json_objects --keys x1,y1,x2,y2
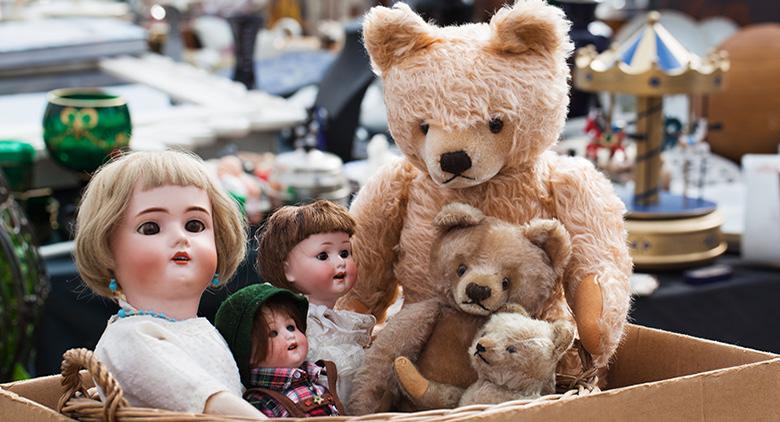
[{"x1": 305, "y1": 303, "x2": 375, "y2": 410}]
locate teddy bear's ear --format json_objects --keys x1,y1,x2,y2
[
  {"x1": 551, "y1": 320, "x2": 575, "y2": 358},
  {"x1": 363, "y1": 3, "x2": 439, "y2": 74},
  {"x1": 433, "y1": 203, "x2": 485, "y2": 232},
  {"x1": 523, "y1": 219, "x2": 572, "y2": 277},
  {"x1": 487, "y1": 0, "x2": 570, "y2": 56}
]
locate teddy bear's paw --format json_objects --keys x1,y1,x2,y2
[{"x1": 394, "y1": 356, "x2": 429, "y2": 400}]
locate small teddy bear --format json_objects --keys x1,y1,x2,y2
[
  {"x1": 349, "y1": 202, "x2": 573, "y2": 414},
  {"x1": 395, "y1": 308, "x2": 575, "y2": 408}
]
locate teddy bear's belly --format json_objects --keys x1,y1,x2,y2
[{"x1": 415, "y1": 309, "x2": 487, "y2": 388}]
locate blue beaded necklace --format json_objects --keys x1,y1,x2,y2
[{"x1": 117, "y1": 307, "x2": 177, "y2": 322}]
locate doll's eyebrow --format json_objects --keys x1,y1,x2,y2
[
  {"x1": 186, "y1": 206, "x2": 211, "y2": 215},
  {"x1": 136, "y1": 207, "x2": 168, "y2": 216},
  {"x1": 135, "y1": 206, "x2": 210, "y2": 216}
]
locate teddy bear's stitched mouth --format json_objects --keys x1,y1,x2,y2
[
  {"x1": 443, "y1": 173, "x2": 476, "y2": 184},
  {"x1": 462, "y1": 300, "x2": 492, "y2": 312},
  {"x1": 474, "y1": 350, "x2": 490, "y2": 365}
]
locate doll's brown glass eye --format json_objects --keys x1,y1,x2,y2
[
  {"x1": 317, "y1": 252, "x2": 328, "y2": 261},
  {"x1": 420, "y1": 122, "x2": 429, "y2": 135},
  {"x1": 185, "y1": 219, "x2": 205, "y2": 233},
  {"x1": 457, "y1": 264, "x2": 467, "y2": 277},
  {"x1": 137, "y1": 222, "x2": 159, "y2": 235},
  {"x1": 502, "y1": 277, "x2": 511, "y2": 290},
  {"x1": 269, "y1": 330, "x2": 278, "y2": 338},
  {"x1": 489, "y1": 118, "x2": 503, "y2": 134},
  {"x1": 339, "y1": 250, "x2": 350, "y2": 259},
  {"x1": 286, "y1": 324, "x2": 295, "y2": 332},
  {"x1": 506, "y1": 345, "x2": 517, "y2": 353}
]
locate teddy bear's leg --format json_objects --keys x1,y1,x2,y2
[
  {"x1": 394, "y1": 357, "x2": 464, "y2": 409},
  {"x1": 349, "y1": 299, "x2": 443, "y2": 415}
]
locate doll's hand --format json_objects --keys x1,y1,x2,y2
[{"x1": 204, "y1": 391, "x2": 267, "y2": 419}]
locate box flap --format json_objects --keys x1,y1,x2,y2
[
  {"x1": 0, "y1": 388, "x2": 74, "y2": 421},
  {"x1": 2, "y1": 375, "x2": 66, "y2": 411},
  {"x1": 609, "y1": 324, "x2": 776, "y2": 388},
  {"x1": 473, "y1": 357, "x2": 780, "y2": 422}
]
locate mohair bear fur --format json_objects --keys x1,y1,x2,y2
[
  {"x1": 340, "y1": 0, "x2": 631, "y2": 377},
  {"x1": 349, "y1": 203, "x2": 574, "y2": 413},
  {"x1": 395, "y1": 310, "x2": 575, "y2": 408}
]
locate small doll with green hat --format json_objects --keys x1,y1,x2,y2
[{"x1": 215, "y1": 283, "x2": 346, "y2": 418}]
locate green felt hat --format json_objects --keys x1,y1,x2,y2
[{"x1": 215, "y1": 282, "x2": 308, "y2": 384}]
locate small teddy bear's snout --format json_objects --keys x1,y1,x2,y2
[{"x1": 466, "y1": 282, "x2": 492, "y2": 302}]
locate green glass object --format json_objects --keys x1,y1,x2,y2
[
  {"x1": 0, "y1": 140, "x2": 35, "y2": 192},
  {"x1": 0, "y1": 171, "x2": 48, "y2": 382},
  {"x1": 42, "y1": 88, "x2": 131, "y2": 173}
]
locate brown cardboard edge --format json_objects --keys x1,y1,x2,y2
[
  {"x1": 0, "y1": 387, "x2": 74, "y2": 421},
  {"x1": 462, "y1": 357, "x2": 780, "y2": 422},
  {"x1": 610, "y1": 324, "x2": 777, "y2": 387}
]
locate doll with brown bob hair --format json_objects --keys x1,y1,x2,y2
[
  {"x1": 256, "y1": 200, "x2": 375, "y2": 411},
  {"x1": 74, "y1": 150, "x2": 264, "y2": 418}
]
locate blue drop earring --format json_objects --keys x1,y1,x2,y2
[
  {"x1": 211, "y1": 274, "x2": 220, "y2": 287},
  {"x1": 109, "y1": 278, "x2": 118, "y2": 293}
]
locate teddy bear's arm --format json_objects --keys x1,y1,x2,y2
[
  {"x1": 349, "y1": 298, "x2": 443, "y2": 415},
  {"x1": 548, "y1": 154, "x2": 633, "y2": 367},
  {"x1": 338, "y1": 159, "x2": 417, "y2": 320}
]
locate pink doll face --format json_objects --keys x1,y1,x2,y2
[
  {"x1": 110, "y1": 184, "x2": 218, "y2": 314},
  {"x1": 256, "y1": 308, "x2": 308, "y2": 368},
  {"x1": 284, "y1": 232, "x2": 357, "y2": 308}
]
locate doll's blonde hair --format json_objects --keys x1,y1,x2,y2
[
  {"x1": 256, "y1": 200, "x2": 355, "y2": 292},
  {"x1": 74, "y1": 150, "x2": 247, "y2": 298}
]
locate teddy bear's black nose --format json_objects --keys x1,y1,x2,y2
[
  {"x1": 476, "y1": 342, "x2": 486, "y2": 353},
  {"x1": 466, "y1": 283, "x2": 492, "y2": 302},
  {"x1": 440, "y1": 150, "x2": 472, "y2": 175}
]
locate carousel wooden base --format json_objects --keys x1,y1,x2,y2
[{"x1": 626, "y1": 209, "x2": 727, "y2": 270}]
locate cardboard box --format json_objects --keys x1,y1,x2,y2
[{"x1": 2, "y1": 324, "x2": 779, "y2": 421}]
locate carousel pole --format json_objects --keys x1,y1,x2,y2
[{"x1": 633, "y1": 95, "x2": 663, "y2": 206}]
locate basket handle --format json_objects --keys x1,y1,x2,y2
[
  {"x1": 58, "y1": 348, "x2": 128, "y2": 422},
  {"x1": 555, "y1": 340, "x2": 600, "y2": 392}
]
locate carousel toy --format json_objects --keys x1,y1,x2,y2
[{"x1": 575, "y1": 11, "x2": 730, "y2": 269}]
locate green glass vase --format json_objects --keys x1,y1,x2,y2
[{"x1": 42, "y1": 88, "x2": 131, "y2": 174}]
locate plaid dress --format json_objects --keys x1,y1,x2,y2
[{"x1": 244, "y1": 361, "x2": 341, "y2": 418}]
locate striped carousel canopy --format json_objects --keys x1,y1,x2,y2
[
  {"x1": 616, "y1": 12, "x2": 692, "y2": 74},
  {"x1": 574, "y1": 11, "x2": 729, "y2": 95}
]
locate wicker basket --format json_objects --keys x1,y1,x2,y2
[{"x1": 57, "y1": 347, "x2": 599, "y2": 422}]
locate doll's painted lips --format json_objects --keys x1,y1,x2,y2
[
  {"x1": 287, "y1": 343, "x2": 298, "y2": 351},
  {"x1": 172, "y1": 252, "x2": 190, "y2": 264},
  {"x1": 333, "y1": 272, "x2": 346, "y2": 280}
]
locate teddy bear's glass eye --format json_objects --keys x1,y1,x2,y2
[
  {"x1": 420, "y1": 122, "x2": 430, "y2": 135},
  {"x1": 506, "y1": 345, "x2": 517, "y2": 354},
  {"x1": 502, "y1": 277, "x2": 511, "y2": 290},
  {"x1": 457, "y1": 264, "x2": 467, "y2": 277},
  {"x1": 489, "y1": 118, "x2": 503, "y2": 134}
]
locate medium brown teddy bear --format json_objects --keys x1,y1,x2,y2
[
  {"x1": 340, "y1": 0, "x2": 632, "y2": 376},
  {"x1": 349, "y1": 202, "x2": 573, "y2": 413},
  {"x1": 395, "y1": 310, "x2": 575, "y2": 408}
]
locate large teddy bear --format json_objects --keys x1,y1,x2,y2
[
  {"x1": 349, "y1": 202, "x2": 575, "y2": 413},
  {"x1": 342, "y1": 0, "x2": 631, "y2": 385}
]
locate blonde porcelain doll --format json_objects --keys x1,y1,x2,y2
[
  {"x1": 256, "y1": 200, "x2": 375, "y2": 410},
  {"x1": 74, "y1": 150, "x2": 264, "y2": 418}
]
